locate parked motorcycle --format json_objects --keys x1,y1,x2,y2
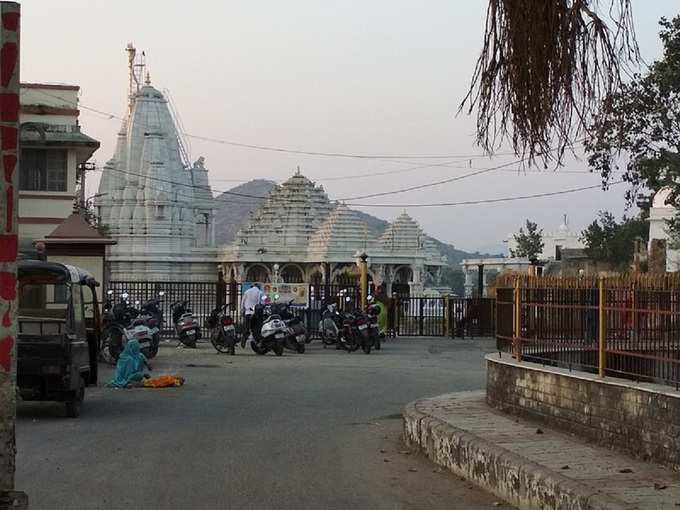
[
  {"x1": 318, "y1": 301, "x2": 359, "y2": 351},
  {"x1": 347, "y1": 309, "x2": 373, "y2": 354},
  {"x1": 137, "y1": 292, "x2": 165, "y2": 358},
  {"x1": 207, "y1": 304, "x2": 237, "y2": 354},
  {"x1": 249, "y1": 302, "x2": 286, "y2": 356},
  {"x1": 367, "y1": 296, "x2": 382, "y2": 351},
  {"x1": 101, "y1": 291, "x2": 135, "y2": 364},
  {"x1": 171, "y1": 300, "x2": 201, "y2": 347}
]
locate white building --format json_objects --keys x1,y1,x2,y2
[
  {"x1": 505, "y1": 215, "x2": 583, "y2": 260},
  {"x1": 95, "y1": 46, "x2": 216, "y2": 282},
  {"x1": 18, "y1": 83, "x2": 100, "y2": 254},
  {"x1": 648, "y1": 187, "x2": 680, "y2": 271}
]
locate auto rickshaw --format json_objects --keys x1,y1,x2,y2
[{"x1": 17, "y1": 260, "x2": 101, "y2": 417}]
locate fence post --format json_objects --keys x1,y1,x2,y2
[
  {"x1": 513, "y1": 277, "x2": 522, "y2": 362},
  {"x1": 444, "y1": 295, "x2": 450, "y2": 337},
  {"x1": 598, "y1": 276, "x2": 606, "y2": 378}
]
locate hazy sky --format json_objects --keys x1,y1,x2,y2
[{"x1": 19, "y1": 0, "x2": 680, "y2": 252}]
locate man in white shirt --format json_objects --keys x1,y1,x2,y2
[{"x1": 241, "y1": 283, "x2": 263, "y2": 348}]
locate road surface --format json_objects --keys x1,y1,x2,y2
[{"x1": 17, "y1": 337, "x2": 509, "y2": 510}]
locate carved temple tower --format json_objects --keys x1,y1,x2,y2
[{"x1": 95, "y1": 45, "x2": 217, "y2": 281}]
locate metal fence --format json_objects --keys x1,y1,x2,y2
[
  {"x1": 496, "y1": 274, "x2": 680, "y2": 388},
  {"x1": 106, "y1": 281, "x2": 362, "y2": 340},
  {"x1": 393, "y1": 296, "x2": 495, "y2": 337},
  {"x1": 107, "y1": 280, "x2": 496, "y2": 341}
]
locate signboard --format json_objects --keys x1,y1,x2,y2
[{"x1": 241, "y1": 282, "x2": 309, "y2": 308}]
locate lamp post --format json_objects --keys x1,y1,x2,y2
[{"x1": 359, "y1": 252, "x2": 368, "y2": 310}]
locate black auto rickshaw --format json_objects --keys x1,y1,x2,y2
[{"x1": 17, "y1": 260, "x2": 101, "y2": 417}]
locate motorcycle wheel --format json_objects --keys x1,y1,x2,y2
[
  {"x1": 321, "y1": 332, "x2": 335, "y2": 346},
  {"x1": 362, "y1": 340, "x2": 372, "y2": 354},
  {"x1": 149, "y1": 336, "x2": 160, "y2": 358},
  {"x1": 180, "y1": 332, "x2": 197, "y2": 348},
  {"x1": 273, "y1": 339, "x2": 284, "y2": 356},
  {"x1": 251, "y1": 340, "x2": 267, "y2": 355},
  {"x1": 296, "y1": 342, "x2": 305, "y2": 354},
  {"x1": 374, "y1": 337, "x2": 381, "y2": 350},
  {"x1": 105, "y1": 330, "x2": 124, "y2": 364},
  {"x1": 211, "y1": 331, "x2": 234, "y2": 354}
]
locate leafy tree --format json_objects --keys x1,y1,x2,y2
[
  {"x1": 586, "y1": 16, "x2": 680, "y2": 210},
  {"x1": 510, "y1": 220, "x2": 544, "y2": 260},
  {"x1": 440, "y1": 267, "x2": 465, "y2": 296},
  {"x1": 580, "y1": 211, "x2": 648, "y2": 269}
]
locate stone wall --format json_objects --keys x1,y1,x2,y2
[{"x1": 486, "y1": 354, "x2": 680, "y2": 470}]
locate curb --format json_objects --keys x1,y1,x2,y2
[{"x1": 403, "y1": 400, "x2": 638, "y2": 510}]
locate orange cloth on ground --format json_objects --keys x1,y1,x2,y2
[{"x1": 142, "y1": 375, "x2": 185, "y2": 388}]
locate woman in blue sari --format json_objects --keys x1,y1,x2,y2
[{"x1": 110, "y1": 339, "x2": 151, "y2": 388}]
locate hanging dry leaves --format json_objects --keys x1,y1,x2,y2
[{"x1": 460, "y1": 0, "x2": 640, "y2": 166}]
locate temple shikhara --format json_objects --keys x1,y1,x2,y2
[
  {"x1": 95, "y1": 45, "x2": 216, "y2": 282},
  {"x1": 219, "y1": 171, "x2": 446, "y2": 296},
  {"x1": 97, "y1": 45, "x2": 446, "y2": 294}
]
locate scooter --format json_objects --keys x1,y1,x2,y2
[
  {"x1": 207, "y1": 304, "x2": 237, "y2": 354},
  {"x1": 171, "y1": 300, "x2": 201, "y2": 348},
  {"x1": 138, "y1": 291, "x2": 165, "y2": 358},
  {"x1": 319, "y1": 302, "x2": 357, "y2": 351},
  {"x1": 127, "y1": 300, "x2": 158, "y2": 359},
  {"x1": 249, "y1": 302, "x2": 286, "y2": 356}
]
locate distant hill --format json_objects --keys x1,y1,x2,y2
[
  {"x1": 213, "y1": 179, "x2": 500, "y2": 268},
  {"x1": 214, "y1": 179, "x2": 274, "y2": 245}
]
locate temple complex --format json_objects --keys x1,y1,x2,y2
[
  {"x1": 219, "y1": 171, "x2": 446, "y2": 296},
  {"x1": 95, "y1": 45, "x2": 216, "y2": 281}
]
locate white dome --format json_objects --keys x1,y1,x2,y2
[{"x1": 653, "y1": 187, "x2": 676, "y2": 209}]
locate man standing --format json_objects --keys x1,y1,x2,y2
[{"x1": 241, "y1": 283, "x2": 263, "y2": 348}]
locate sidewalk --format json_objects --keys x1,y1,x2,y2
[{"x1": 403, "y1": 391, "x2": 680, "y2": 510}]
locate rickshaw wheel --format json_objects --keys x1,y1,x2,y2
[{"x1": 65, "y1": 379, "x2": 84, "y2": 418}]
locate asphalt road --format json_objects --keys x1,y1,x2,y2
[{"x1": 16, "y1": 337, "x2": 509, "y2": 510}]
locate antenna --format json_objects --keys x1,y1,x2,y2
[{"x1": 126, "y1": 43, "x2": 146, "y2": 110}]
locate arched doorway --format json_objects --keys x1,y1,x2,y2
[
  {"x1": 246, "y1": 264, "x2": 270, "y2": 283},
  {"x1": 280, "y1": 264, "x2": 304, "y2": 283},
  {"x1": 392, "y1": 266, "x2": 413, "y2": 297},
  {"x1": 309, "y1": 270, "x2": 323, "y2": 285}
]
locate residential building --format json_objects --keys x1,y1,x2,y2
[{"x1": 18, "y1": 82, "x2": 100, "y2": 255}]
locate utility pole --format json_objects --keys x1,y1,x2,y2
[
  {"x1": 77, "y1": 161, "x2": 95, "y2": 212},
  {"x1": 0, "y1": 3, "x2": 27, "y2": 508}
]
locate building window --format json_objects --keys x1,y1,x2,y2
[
  {"x1": 20, "y1": 149, "x2": 68, "y2": 191},
  {"x1": 157, "y1": 205, "x2": 165, "y2": 219}
]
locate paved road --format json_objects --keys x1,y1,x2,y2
[{"x1": 16, "y1": 337, "x2": 508, "y2": 510}]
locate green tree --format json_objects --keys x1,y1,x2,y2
[
  {"x1": 440, "y1": 267, "x2": 465, "y2": 296},
  {"x1": 586, "y1": 16, "x2": 680, "y2": 210},
  {"x1": 510, "y1": 220, "x2": 544, "y2": 260},
  {"x1": 580, "y1": 211, "x2": 648, "y2": 269}
]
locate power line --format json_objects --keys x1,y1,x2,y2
[
  {"x1": 338, "y1": 159, "x2": 525, "y2": 201},
  {"x1": 345, "y1": 181, "x2": 624, "y2": 208},
  {"x1": 36, "y1": 88, "x2": 583, "y2": 162}
]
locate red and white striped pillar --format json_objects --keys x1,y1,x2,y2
[{"x1": 0, "y1": 2, "x2": 23, "y2": 506}]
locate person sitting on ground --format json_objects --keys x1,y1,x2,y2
[{"x1": 109, "y1": 339, "x2": 152, "y2": 388}]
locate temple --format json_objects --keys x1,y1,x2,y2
[
  {"x1": 95, "y1": 45, "x2": 216, "y2": 281},
  {"x1": 218, "y1": 171, "x2": 447, "y2": 296}
]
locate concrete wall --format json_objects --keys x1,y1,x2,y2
[
  {"x1": 48, "y1": 254, "x2": 104, "y2": 303},
  {"x1": 486, "y1": 354, "x2": 680, "y2": 470}
]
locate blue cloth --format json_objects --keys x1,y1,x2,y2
[{"x1": 110, "y1": 339, "x2": 146, "y2": 388}]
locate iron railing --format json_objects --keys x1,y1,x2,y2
[{"x1": 496, "y1": 274, "x2": 680, "y2": 388}]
